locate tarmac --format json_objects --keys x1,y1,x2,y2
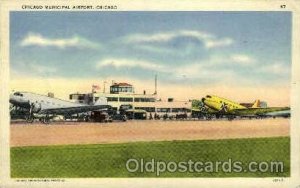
[{"x1": 10, "y1": 118, "x2": 290, "y2": 147}]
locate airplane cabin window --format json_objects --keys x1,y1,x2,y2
[{"x1": 14, "y1": 92, "x2": 23, "y2": 97}]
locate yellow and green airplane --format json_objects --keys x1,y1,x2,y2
[{"x1": 201, "y1": 95, "x2": 290, "y2": 118}]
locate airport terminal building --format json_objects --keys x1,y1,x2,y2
[{"x1": 69, "y1": 82, "x2": 192, "y2": 115}]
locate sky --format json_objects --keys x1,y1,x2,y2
[{"x1": 10, "y1": 11, "x2": 292, "y2": 105}]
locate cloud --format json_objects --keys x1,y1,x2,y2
[
  {"x1": 125, "y1": 33, "x2": 176, "y2": 43},
  {"x1": 20, "y1": 33, "x2": 100, "y2": 49},
  {"x1": 28, "y1": 63, "x2": 57, "y2": 74},
  {"x1": 258, "y1": 62, "x2": 290, "y2": 75},
  {"x1": 96, "y1": 58, "x2": 209, "y2": 78},
  {"x1": 230, "y1": 54, "x2": 255, "y2": 65},
  {"x1": 123, "y1": 30, "x2": 234, "y2": 49},
  {"x1": 96, "y1": 57, "x2": 235, "y2": 83},
  {"x1": 96, "y1": 58, "x2": 168, "y2": 72},
  {"x1": 172, "y1": 61, "x2": 236, "y2": 83},
  {"x1": 11, "y1": 61, "x2": 57, "y2": 77},
  {"x1": 125, "y1": 30, "x2": 212, "y2": 43},
  {"x1": 205, "y1": 38, "x2": 233, "y2": 49},
  {"x1": 138, "y1": 45, "x2": 175, "y2": 54}
]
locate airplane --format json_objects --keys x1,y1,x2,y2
[
  {"x1": 9, "y1": 91, "x2": 110, "y2": 123},
  {"x1": 201, "y1": 95, "x2": 290, "y2": 119},
  {"x1": 191, "y1": 102, "x2": 218, "y2": 120}
]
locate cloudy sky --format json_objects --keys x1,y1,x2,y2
[{"x1": 10, "y1": 11, "x2": 291, "y2": 105}]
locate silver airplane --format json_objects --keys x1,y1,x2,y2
[{"x1": 10, "y1": 91, "x2": 110, "y2": 123}]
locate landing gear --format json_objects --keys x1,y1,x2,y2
[
  {"x1": 42, "y1": 117, "x2": 50, "y2": 124},
  {"x1": 84, "y1": 115, "x2": 90, "y2": 122},
  {"x1": 227, "y1": 115, "x2": 235, "y2": 121},
  {"x1": 25, "y1": 102, "x2": 42, "y2": 124},
  {"x1": 26, "y1": 104, "x2": 35, "y2": 123},
  {"x1": 205, "y1": 114, "x2": 212, "y2": 120},
  {"x1": 40, "y1": 114, "x2": 51, "y2": 124},
  {"x1": 25, "y1": 115, "x2": 34, "y2": 123}
]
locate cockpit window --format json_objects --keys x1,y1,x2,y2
[
  {"x1": 14, "y1": 92, "x2": 23, "y2": 97},
  {"x1": 206, "y1": 95, "x2": 211, "y2": 98}
]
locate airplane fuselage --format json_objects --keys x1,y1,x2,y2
[
  {"x1": 201, "y1": 95, "x2": 246, "y2": 112},
  {"x1": 10, "y1": 92, "x2": 84, "y2": 114},
  {"x1": 201, "y1": 95, "x2": 290, "y2": 117}
]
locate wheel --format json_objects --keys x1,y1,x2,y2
[
  {"x1": 25, "y1": 115, "x2": 34, "y2": 123},
  {"x1": 43, "y1": 118, "x2": 50, "y2": 124}
]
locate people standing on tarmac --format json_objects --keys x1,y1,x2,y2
[{"x1": 149, "y1": 113, "x2": 153, "y2": 120}]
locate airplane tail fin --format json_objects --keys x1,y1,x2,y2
[
  {"x1": 252, "y1": 100, "x2": 260, "y2": 108},
  {"x1": 94, "y1": 97, "x2": 108, "y2": 106}
]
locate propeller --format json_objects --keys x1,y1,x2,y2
[
  {"x1": 26, "y1": 102, "x2": 41, "y2": 123},
  {"x1": 199, "y1": 102, "x2": 208, "y2": 114},
  {"x1": 30, "y1": 102, "x2": 42, "y2": 113},
  {"x1": 9, "y1": 104, "x2": 15, "y2": 112},
  {"x1": 219, "y1": 102, "x2": 228, "y2": 113},
  {"x1": 25, "y1": 103, "x2": 35, "y2": 123}
]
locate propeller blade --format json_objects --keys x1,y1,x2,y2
[{"x1": 220, "y1": 102, "x2": 228, "y2": 113}]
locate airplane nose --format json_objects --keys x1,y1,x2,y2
[
  {"x1": 201, "y1": 98, "x2": 206, "y2": 102},
  {"x1": 9, "y1": 95, "x2": 16, "y2": 104}
]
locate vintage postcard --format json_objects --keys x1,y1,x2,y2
[{"x1": 1, "y1": 0, "x2": 300, "y2": 187}]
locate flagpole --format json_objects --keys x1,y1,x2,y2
[{"x1": 103, "y1": 81, "x2": 107, "y2": 93}]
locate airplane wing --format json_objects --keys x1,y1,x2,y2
[
  {"x1": 38, "y1": 105, "x2": 111, "y2": 116},
  {"x1": 230, "y1": 107, "x2": 290, "y2": 116}
]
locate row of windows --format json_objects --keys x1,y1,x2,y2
[
  {"x1": 107, "y1": 97, "x2": 118, "y2": 102},
  {"x1": 120, "y1": 97, "x2": 133, "y2": 102},
  {"x1": 38, "y1": 100, "x2": 66, "y2": 107},
  {"x1": 13, "y1": 92, "x2": 23, "y2": 97},
  {"x1": 70, "y1": 94, "x2": 155, "y2": 103},
  {"x1": 105, "y1": 97, "x2": 155, "y2": 102},
  {"x1": 135, "y1": 107, "x2": 156, "y2": 112},
  {"x1": 145, "y1": 108, "x2": 190, "y2": 113},
  {"x1": 134, "y1": 98, "x2": 155, "y2": 102},
  {"x1": 110, "y1": 87, "x2": 134, "y2": 93},
  {"x1": 69, "y1": 94, "x2": 86, "y2": 100},
  {"x1": 171, "y1": 108, "x2": 189, "y2": 112}
]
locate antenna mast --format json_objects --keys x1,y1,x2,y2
[{"x1": 154, "y1": 74, "x2": 157, "y2": 95}]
